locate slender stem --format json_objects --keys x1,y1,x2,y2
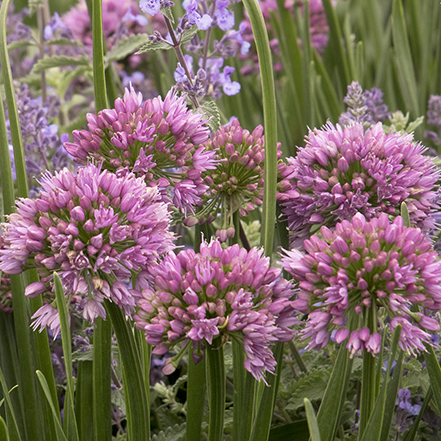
[
  {"x1": 93, "y1": 317, "x2": 112, "y2": 441},
  {"x1": 239, "y1": 221, "x2": 251, "y2": 251},
  {"x1": 76, "y1": 361, "x2": 94, "y2": 441},
  {"x1": 163, "y1": 16, "x2": 200, "y2": 108},
  {"x1": 206, "y1": 341, "x2": 225, "y2": 441},
  {"x1": 288, "y1": 340, "x2": 308, "y2": 373},
  {"x1": 186, "y1": 347, "x2": 206, "y2": 441},
  {"x1": 239, "y1": 371, "x2": 256, "y2": 440},
  {"x1": 242, "y1": 0, "x2": 277, "y2": 257}
]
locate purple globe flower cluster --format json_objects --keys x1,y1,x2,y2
[
  {"x1": 281, "y1": 213, "x2": 441, "y2": 357},
  {"x1": 134, "y1": 239, "x2": 298, "y2": 382},
  {"x1": 0, "y1": 163, "x2": 174, "y2": 337},
  {"x1": 186, "y1": 119, "x2": 282, "y2": 240},
  {"x1": 64, "y1": 86, "x2": 215, "y2": 216},
  {"x1": 278, "y1": 122, "x2": 439, "y2": 246}
]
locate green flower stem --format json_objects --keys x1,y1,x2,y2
[
  {"x1": 242, "y1": 0, "x2": 277, "y2": 257},
  {"x1": 92, "y1": 0, "x2": 108, "y2": 111},
  {"x1": 287, "y1": 340, "x2": 308, "y2": 373},
  {"x1": 239, "y1": 371, "x2": 256, "y2": 440},
  {"x1": 106, "y1": 301, "x2": 150, "y2": 441},
  {"x1": 206, "y1": 341, "x2": 225, "y2": 441},
  {"x1": 359, "y1": 307, "x2": 377, "y2": 438},
  {"x1": 232, "y1": 339, "x2": 245, "y2": 440},
  {"x1": 0, "y1": 0, "x2": 28, "y2": 198},
  {"x1": 250, "y1": 342, "x2": 284, "y2": 441},
  {"x1": 93, "y1": 318, "x2": 112, "y2": 441},
  {"x1": 134, "y1": 328, "x2": 151, "y2": 426},
  {"x1": 186, "y1": 347, "x2": 206, "y2": 441}
]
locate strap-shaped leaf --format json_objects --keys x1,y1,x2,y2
[
  {"x1": 304, "y1": 398, "x2": 321, "y2": 441},
  {"x1": 30, "y1": 55, "x2": 90, "y2": 74}
]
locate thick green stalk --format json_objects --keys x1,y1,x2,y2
[
  {"x1": 206, "y1": 342, "x2": 225, "y2": 441},
  {"x1": 93, "y1": 318, "x2": 112, "y2": 441},
  {"x1": 359, "y1": 352, "x2": 376, "y2": 437},
  {"x1": 186, "y1": 347, "x2": 206, "y2": 441},
  {"x1": 242, "y1": 0, "x2": 277, "y2": 256},
  {"x1": 106, "y1": 301, "x2": 150, "y2": 441},
  {"x1": 92, "y1": 0, "x2": 108, "y2": 111},
  {"x1": 75, "y1": 361, "x2": 94, "y2": 441},
  {"x1": 232, "y1": 339, "x2": 245, "y2": 440}
]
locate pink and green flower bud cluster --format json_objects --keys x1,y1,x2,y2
[
  {"x1": 0, "y1": 163, "x2": 175, "y2": 336},
  {"x1": 64, "y1": 86, "x2": 215, "y2": 216},
  {"x1": 281, "y1": 212, "x2": 441, "y2": 357},
  {"x1": 278, "y1": 122, "x2": 439, "y2": 246},
  {"x1": 186, "y1": 119, "x2": 282, "y2": 240},
  {"x1": 134, "y1": 238, "x2": 298, "y2": 382}
]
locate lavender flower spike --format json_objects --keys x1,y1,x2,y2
[
  {"x1": 0, "y1": 163, "x2": 175, "y2": 336},
  {"x1": 134, "y1": 239, "x2": 299, "y2": 382},
  {"x1": 281, "y1": 213, "x2": 441, "y2": 357},
  {"x1": 278, "y1": 122, "x2": 439, "y2": 247}
]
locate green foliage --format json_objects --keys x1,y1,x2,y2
[
  {"x1": 136, "y1": 26, "x2": 198, "y2": 54},
  {"x1": 30, "y1": 56, "x2": 91, "y2": 74},
  {"x1": 106, "y1": 34, "x2": 151, "y2": 63},
  {"x1": 285, "y1": 369, "x2": 331, "y2": 412}
]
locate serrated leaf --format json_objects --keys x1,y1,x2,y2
[
  {"x1": 197, "y1": 100, "x2": 221, "y2": 133},
  {"x1": 106, "y1": 34, "x2": 151, "y2": 63},
  {"x1": 181, "y1": 26, "x2": 199, "y2": 45},
  {"x1": 7, "y1": 40, "x2": 36, "y2": 51},
  {"x1": 160, "y1": 6, "x2": 175, "y2": 24},
  {"x1": 151, "y1": 423, "x2": 186, "y2": 441},
  {"x1": 286, "y1": 369, "x2": 331, "y2": 411},
  {"x1": 406, "y1": 115, "x2": 424, "y2": 133},
  {"x1": 30, "y1": 56, "x2": 91, "y2": 74},
  {"x1": 136, "y1": 39, "x2": 174, "y2": 54},
  {"x1": 112, "y1": 388, "x2": 127, "y2": 416}
]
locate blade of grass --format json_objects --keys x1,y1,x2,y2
[
  {"x1": 304, "y1": 398, "x2": 321, "y2": 441},
  {"x1": 36, "y1": 371, "x2": 69, "y2": 441},
  {"x1": 0, "y1": 368, "x2": 22, "y2": 441},
  {"x1": 75, "y1": 361, "x2": 94, "y2": 441},
  {"x1": 242, "y1": 0, "x2": 277, "y2": 257},
  {"x1": 53, "y1": 273, "x2": 79, "y2": 441},
  {"x1": 391, "y1": 0, "x2": 420, "y2": 119},
  {"x1": 0, "y1": 416, "x2": 9, "y2": 441},
  {"x1": 92, "y1": 0, "x2": 108, "y2": 111}
]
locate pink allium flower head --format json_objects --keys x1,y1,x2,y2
[
  {"x1": 64, "y1": 86, "x2": 214, "y2": 217},
  {"x1": 281, "y1": 213, "x2": 441, "y2": 357},
  {"x1": 187, "y1": 119, "x2": 282, "y2": 239},
  {"x1": 134, "y1": 238, "x2": 299, "y2": 382},
  {"x1": 278, "y1": 122, "x2": 439, "y2": 246},
  {"x1": 0, "y1": 163, "x2": 175, "y2": 335}
]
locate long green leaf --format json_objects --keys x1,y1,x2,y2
[
  {"x1": 391, "y1": 0, "x2": 420, "y2": 119},
  {"x1": 242, "y1": 0, "x2": 277, "y2": 257},
  {"x1": 250, "y1": 342, "x2": 284, "y2": 441},
  {"x1": 0, "y1": 416, "x2": 9, "y2": 441},
  {"x1": 0, "y1": 368, "x2": 22, "y2": 441},
  {"x1": 36, "y1": 371, "x2": 68, "y2": 441},
  {"x1": 93, "y1": 318, "x2": 112, "y2": 441},
  {"x1": 360, "y1": 325, "x2": 402, "y2": 441},
  {"x1": 304, "y1": 398, "x2": 321, "y2": 441},
  {"x1": 53, "y1": 273, "x2": 79, "y2": 441},
  {"x1": 75, "y1": 361, "x2": 94, "y2": 441},
  {"x1": 106, "y1": 301, "x2": 149, "y2": 441},
  {"x1": 316, "y1": 345, "x2": 352, "y2": 441},
  {"x1": 423, "y1": 345, "x2": 441, "y2": 412}
]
